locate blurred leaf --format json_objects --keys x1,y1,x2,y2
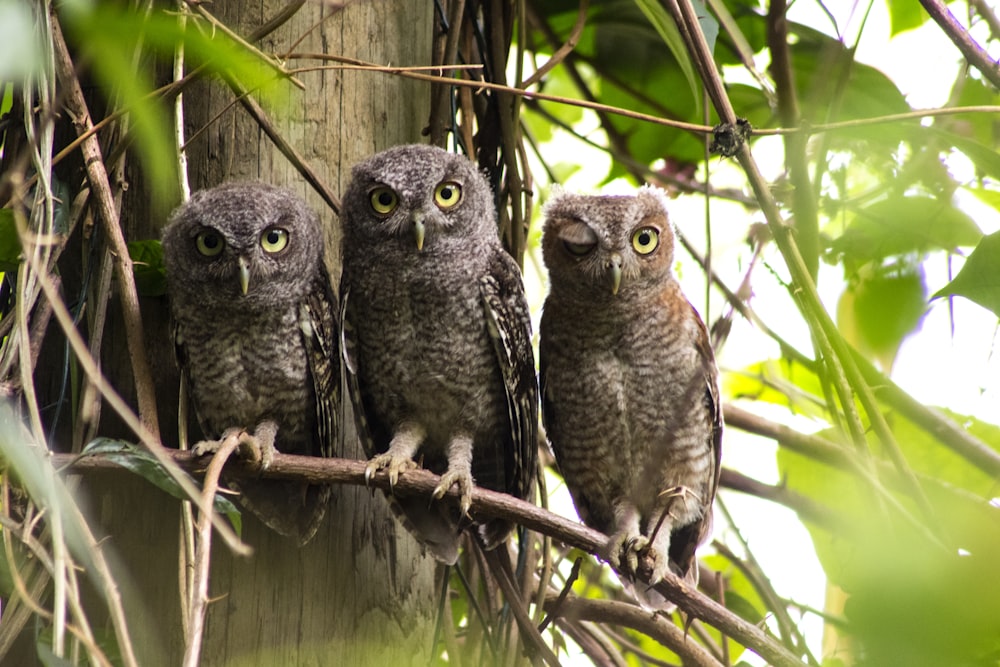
[
  {"x1": 633, "y1": 0, "x2": 711, "y2": 114},
  {"x1": 82, "y1": 438, "x2": 242, "y2": 535},
  {"x1": 0, "y1": 209, "x2": 21, "y2": 273},
  {"x1": 887, "y1": 1, "x2": 928, "y2": 35},
  {"x1": 128, "y1": 239, "x2": 166, "y2": 297},
  {"x1": 778, "y1": 407, "x2": 1000, "y2": 667},
  {"x1": 58, "y1": 3, "x2": 287, "y2": 213},
  {"x1": 967, "y1": 185, "x2": 1000, "y2": 212},
  {"x1": 932, "y1": 230, "x2": 1000, "y2": 317},
  {"x1": 0, "y1": 0, "x2": 40, "y2": 81},
  {"x1": 702, "y1": 553, "x2": 767, "y2": 624},
  {"x1": 724, "y1": 358, "x2": 829, "y2": 420},
  {"x1": 837, "y1": 262, "x2": 927, "y2": 369},
  {"x1": 946, "y1": 77, "x2": 1000, "y2": 148},
  {"x1": 791, "y1": 26, "x2": 910, "y2": 126},
  {"x1": 830, "y1": 196, "x2": 982, "y2": 266},
  {"x1": 36, "y1": 641, "x2": 75, "y2": 667}
]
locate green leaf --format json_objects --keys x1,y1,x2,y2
[
  {"x1": 887, "y1": 1, "x2": 928, "y2": 35},
  {"x1": 932, "y1": 230, "x2": 1000, "y2": 317},
  {"x1": 837, "y1": 261, "x2": 927, "y2": 369},
  {"x1": 0, "y1": 208, "x2": 22, "y2": 273},
  {"x1": 724, "y1": 358, "x2": 829, "y2": 420},
  {"x1": 830, "y1": 196, "x2": 982, "y2": 266},
  {"x1": 632, "y1": 0, "x2": 704, "y2": 117},
  {"x1": 82, "y1": 438, "x2": 242, "y2": 534},
  {"x1": 790, "y1": 26, "x2": 911, "y2": 125},
  {"x1": 128, "y1": 239, "x2": 167, "y2": 297}
]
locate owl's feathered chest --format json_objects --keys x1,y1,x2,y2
[
  {"x1": 345, "y1": 253, "x2": 503, "y2": 445},
  {"x1": 174, "y1": 303, "x2": 313, "y2": 444},
  {"x1": 542, "y1": 291, "x2": 702, "y2": 437}
]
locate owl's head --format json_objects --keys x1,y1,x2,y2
[
  {"x1": 341, "y1": 144, "x2": 495, "y2": 254},
  {"x1": 162, "y1": 182, "x2": 323, "y2": 309},
  {"x1": 541, "y1": 185, "x2": 676, "y2": 298}
]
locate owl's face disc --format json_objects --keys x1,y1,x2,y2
[{"x1": 162, "y1": 182, "x2": 323, "y2": 310}]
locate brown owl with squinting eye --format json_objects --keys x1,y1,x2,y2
[{"x1": 539, "y1": 185, "x2": 721, "y2": 609}]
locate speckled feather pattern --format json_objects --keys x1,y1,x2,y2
[
  {"x1": 540, "y1": 186, "x2": 721, "y2": 608},
  {"x1": 340, "y1": 144, "x2": 537, "y2": 563},
  {"x1": 163, "y1": 182, "x2": 339, "y2": 543}
]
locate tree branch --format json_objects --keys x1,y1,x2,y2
[
  {"x1": 919, "y1": 0, "x2": 1000, "y2": 89},
  {"x1": 56, "y1": 449, "x2": 805, "y2": 667},
  {"x1": 543, "y1": 594, "x2": 723, "y2": 667}
]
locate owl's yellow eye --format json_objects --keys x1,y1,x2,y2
[
  {"x1": 260, "y1": 227, "x2": 289, "y2": 253},
  {"x1": 434, "y1": 181, "x2": 462, "y2": 209},
  {"x1": 631, "y1": 227, "x2": 659, "y2": 255},
  {"x1": 195, "y1": 231, "x2": 224, "y2": 257},
  {"x1": 370, "y1": 187, "x2": 398, "y2": 215}
]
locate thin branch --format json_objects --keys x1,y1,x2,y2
[
  {"x1": 182, "y1": 432, "x2": 240, "y2": 667},
  {"x1": 919, "y1": 0, "x2": 1000, "y2": 89},
  {"x1": 51, "y1": 15, "x2": 161, "y2": 438},
  {"x1": 187, "y1": 1, "x2": 306, "y2": 89},
  {"x1": 220, "y1": 70, "x2": 341, "y2": 214},
  {"x1": 543, "y1": 595, "x2": 723, "y2": 667}
]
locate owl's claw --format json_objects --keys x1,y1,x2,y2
[
  {"x1": 365, "y1": 453, "x2": 418, "y2": 488},
  {"x1": 607, "y1": 531, "x2": 669, "y2": 585},
  {"x1": 192, "y1": 423, "x2": 277, "y2": 471},
  {"x1": 432, "y1": 469, "x2": 474, "y2": 517}
]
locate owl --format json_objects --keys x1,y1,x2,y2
[
  {"x1": 339, "y1": 144, "x2": 537, "y2": 564},
  {"x1": 539, "y1": 185, "x2": 722, "y2": 608},
  {"x1": 162, "y1": 182, "x2": 339, "y2": 544}
]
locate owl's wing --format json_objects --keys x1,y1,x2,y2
[
  {"x1": 299, "y1": 263, "x2": 341, "y2": 458},
  {"x1": 479, "y1": 250, "x2": 539, "y2": 506},
  {"x1": 340, "y1": 286, "x2": 375, "y2": 459},
  {"x1": 667, "y1": 302, "x2": 723, "y2": 579}
]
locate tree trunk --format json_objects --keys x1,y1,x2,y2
[{"x1": 24, "y1": 2, "x2": 441, "y2": 664}]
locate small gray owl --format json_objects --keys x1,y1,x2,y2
[
  {"x1": 339, "y1": 144, "x2": 537, "y2": 564},
  {"x1": 162, "y1": 182, "x2": 339, "y2": 544},
  {"x1": 539, "y1": 185, "x2": 721, "y2": 609}
]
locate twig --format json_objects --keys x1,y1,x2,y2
[
  {"x1": 220, "y1": 71, "x2": 341, "y2": 214},
  {"x1": 520, "y1": 0, "x2": 589, "y2": 89},
  {"x1": 919, "y1": 0, "x2": 1000, "y2": 89},
  {"x1": 187, "y1": 2, "x2": 306, "y2": 89},
  {"x1": 481, "y1": 546, "x2": 561, "y2": 667},
  {"x1": 51, "y1": 15, "x2": 161, "y2": 438},
  {"x1": 182, "y1": 432, "x2": 240, "y2": 667}
]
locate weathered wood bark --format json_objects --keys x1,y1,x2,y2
[{"x1": 25, "y1": 2, "x2": 441, "y2": 665}]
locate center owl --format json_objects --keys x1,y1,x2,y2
[{"x1": 339, "y1": 144, "x2": 537, "y2": 564}]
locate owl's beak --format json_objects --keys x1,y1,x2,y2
[
  {"x1": 608, "y1": 255, "x2": 623, "y2": 295},
  {"x1": 411, "y1": 214, "x2": 426, "y2": 251},
  {"x1": 238, "y1": 256, "x2": 251, "y2": 295}
]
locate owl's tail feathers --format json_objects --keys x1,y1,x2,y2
[
  {"x1": 234, "y1": 480, "x2": 332, "y2": 546},
  {"x1": 624, "y1": 559, "x2": 698, "y2": 613},
  {"x1": 478, "y1": 519, "x2": 515, "y2": 552},
  {"x1": 389, "y1": 496, "x2": 462, "y2": 565}
]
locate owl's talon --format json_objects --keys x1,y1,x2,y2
[
  {"x1": 192, "y1": 438, "x2": 223, "y2": 458},
  {"x1": 432, "y1": 469, "x2": 474, "y2": 517},
  {"x1": 365, "y1": 453, "x2": 418, "y2": 488}
]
